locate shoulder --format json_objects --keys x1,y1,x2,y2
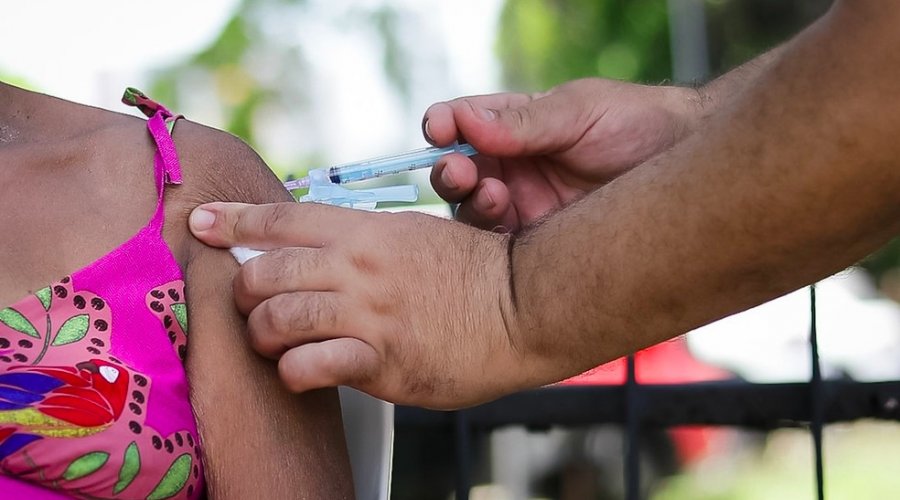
[
  {"x1": 171, "y1": 120, "x2": 293, "y2": 206},
  {"x1": 162, "y1": 120, "x2": 294, "y2": 263}
]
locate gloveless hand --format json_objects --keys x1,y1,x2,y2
[
  {"x1": 189, "y1": 201, "x2": 542, "y2": 409},
  {"x1": 425, "y1": 78, "x2": 703, "y2": 231}
]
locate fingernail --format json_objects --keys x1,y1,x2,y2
[
  {"x1": 190, "y1": 207, "x2": 216, "y2": 232},
  {"x1": 423, "y1": 118, "x2": 434, "y2": 142},
  {"x1": 440, "y1": 167, "x2": 458, "y2": 190},
  {"x1": 474, "y1": 190, "x2": 496, "y2": 211}
]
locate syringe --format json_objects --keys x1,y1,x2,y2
[{"x1": 283, "y1": 143, "x2": 478, "y2": 190}]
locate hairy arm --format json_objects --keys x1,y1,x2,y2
[
  {"x1": 511, "y1": 1, "x2": 900, "y2": 385},
  {"x1": 165, "y1": 125, "x2": 353, "y2": 498},
  {"x1": 691, "y1": 42, "x2": 790, "y2": 123},
  {"x1": 173, "y1": 2, "x2": 900, "y2": 411}
]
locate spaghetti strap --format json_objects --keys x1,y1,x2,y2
[
  {"x1": 148, "y1": 112, "x2": 183, "y2": 185},
  {"x1": 121, "y1": 88, "x2": 184, "y2": 230}
]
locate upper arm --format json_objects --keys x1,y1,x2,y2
[{"x1": 164, "y1": 123, "x2": 353, "y2": 498}]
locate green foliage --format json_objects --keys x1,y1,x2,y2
[
  {"x1": 705, "y1": 0, "x2": 831, "y2": 74},
  {"x1": 193, "y1": 15, "x2": 254, "y2": 68},
  {"x1": 494, "y1": 0, "x2": 832, "y2": 90},
  {"x1": 148, "y1": 0, "x2": 421, "y2": 181},
  {"x1": 497, "y1": 0, "x2": 673, "y2": 91},
  {"x1": 150, "y1": 0, "x2": 313, "y2": 151}
]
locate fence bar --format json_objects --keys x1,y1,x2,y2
[
  {"x1": 809, "y1": 285, "x2": 825, "y2": 500},
  {"x1": 397, "y1": 381, "x2": 900, "y2": 430},
  {"x1": 453, "y1": 410, "x2": 471, "y2": 500},
  {"x1": 625, "y1": 354, "x2": 640, "y2": 500}
]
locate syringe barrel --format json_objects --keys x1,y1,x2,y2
[{"x1": 329, "y1": 143, "x2": 477, "y2": 184}]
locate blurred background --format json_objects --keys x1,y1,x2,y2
[{"x1": 5, "y1": 0, "x2": 900, "y2": 498}]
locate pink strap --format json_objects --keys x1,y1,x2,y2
[
  {"x1": 122, "y1": 88, "x2": 183, "y2": 187},
  {"x1": 122, "y1": 87, "x2": 185, "y2": 232},
  {"x1": 147, "y1": 112, "x2": 183, "y2": 186}
]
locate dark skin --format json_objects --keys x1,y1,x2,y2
[{"x1": 0, "y1": 83, "x2": 353, "y2": 498}]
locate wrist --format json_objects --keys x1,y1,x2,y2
[
  {"x1": 504, "y1": 198, "x2": 657, "y2": 387},
  {"x1": 492, "y1": 231, "x2": 561, "y2": 392},
  {"x1": 502, "y1": 223, "x2": 596, "y2": 388},
  {"x1": 493, "y1": 232, "x2": 537, "y2": 391},
  {"x1": 664, "y1": 84, "x2": 713, "y2": 139}
]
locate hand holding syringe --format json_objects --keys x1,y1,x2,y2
[
  {"x1": 232, "y1": 143, "x2": 479, "y2": 263},
  {"x1": 283, "y1": 142, "x2": 478, "y2": 191}
]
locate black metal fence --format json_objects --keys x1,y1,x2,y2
[{"x1": 395, "y1": 286, "x2": 900, "y2": 499}]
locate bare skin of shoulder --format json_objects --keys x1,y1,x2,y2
[{"x1": 0, "y1": 83, "x2": 353, "y2": 498}]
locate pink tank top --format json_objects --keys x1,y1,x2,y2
[{"x1": 0, "y1": 89, "x2": 204, "y2": 499}]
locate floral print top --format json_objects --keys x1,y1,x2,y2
[{"x1": 0, "y1": 89, "x2": 204, "y2": 499}]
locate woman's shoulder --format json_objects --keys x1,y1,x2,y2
[
  {"x1": 170, "y1": 120, "x2": 293, "y2": 207},
  {"x1": 161, "y1": 120, "x2": 294, "y2": 263}
]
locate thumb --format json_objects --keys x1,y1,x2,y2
[
  {"x1": 277, "y1": 338, "x2": 381, "y2": 394},
  {"x1": 454, "y1": 94, "x2": 576, "y2": 158},
  {"x1": 188, "y1": 202, "x2": 255, "y2": 248},
  {"x1": 189, "y1": 201, "x2": 357, "y2": 249}
]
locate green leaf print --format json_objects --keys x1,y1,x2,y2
[
  {"x1": 171, "y1": 303, "x2": 188, "y2": 332},
  {"x1": 62, "y1": 451, "x2": 109, "y2": 481},
  {"x1": 0, "y1": 308, "x2": 40, "y2": 338},
  {"x1": 113, "y1": 442, "x2": 141, "y2": 494},
  {"x1": 147, "y1": 453, "x2": 192, "y2": 500},
  {"x1": 51, "y1": 314, "x2": 90, "y2": 346},
  {"x1": 35, "y1": 287, "x2": 52, "y2": 311}
]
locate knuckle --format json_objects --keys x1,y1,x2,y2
[
  {"x1": 333, "y1": 341, "x2": 378, "y2": 389},
  {"x1": 351, "y1": 350, "x2": 379, "y2": 388},
  {"x1": 314, "y1": 348, "x2": 342, "y2": 383},
  {"x1": 230, "y1": 207, "x2": 256, "y2": 242},
  {"x1": 266, "y1": 293, "x2": 339, "y2": 335},
  {"x1": 264, "y1": 295, "x2": 298, "y2": 334},
  {"x1": 246, "y1": 299, "x2": 292, "y2": 355},
  {"x1": 506, "y1": 107, "x2": 531, "y2": 130},
  {"x1": 247, "y1": 306, "x2": 278, "y2": 355},
  {"x1": 348, "y1": 251, "x2": 381, "y2": 276},
  {"x1": 262, "y1": 203, "x2": 292, "y2": 237},
  {"x1": 264, "y1": 250, "x2": 294, "y2": 286},
  {"x1": 307, "y1": 295, "x2": 339, "y2": 332},
  {"x1": 278, "y1": 355, "x2": 307, "y2": 392}
]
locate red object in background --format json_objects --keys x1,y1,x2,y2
[
  {"x1": 561, "y1": 338, "x2": 732, "y2": 465},
  {"x1": 561, "y1": 338, "x2": 730, "y2": 386}
]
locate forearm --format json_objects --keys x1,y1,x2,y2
[
  {"x1": 693, "y1": 43, "x2": 790, "y2": 119},
  {"x1": 643, "y1": 35, "x2": 794, "y2": 150},
  {"x1": 510, "y1": 1, "x2": 900, "y2": 384}
]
